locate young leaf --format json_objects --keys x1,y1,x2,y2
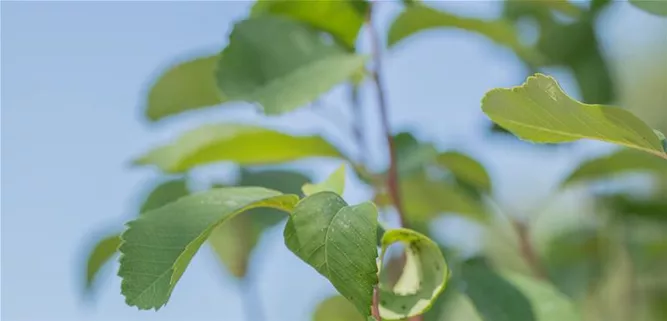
[
  {"x1": 388, "y1": 5, "x2": 542, "y2": 65},
  {"x1": 377, "y1": 228, "x2": 450, "y2": 320},
  {"x1": 118, "y1": 187, "x2": 299, "y2": 310},
  {"x1": 436, "y1": 152, "x2": 492, "y2": 194},
  {"x1": 503, "y1": 273, "x2": 582, "y2": 321},
  {"x1": 312, "y1": 295, "x2": 365, "y2": 321},
  {"x1": 209, "y1": 170, "x2": 310, "y2": 278},
  {"x1": 302, "y1": 164, "x2": 346, "y2": 196},
  {"x1": 85, "y1": 234, "x2": 121, "y2": 292},
  {"x1": 216, "y1": 17, "x2": 367, "y2": 115},
  {"x1": 284, "y1": 192, "x2": 379, "y2": 316},
  {"x1": 139, "y1": 179, "x2": 189, "y2": 214},
  {"x1": 394, "y1": 132, "x2": 438, "y2": 176},
  {"x1": 459, "y1": 258, "x2": 536, "y2": 321},
  {"x1": 251, "y1": 0, "x2": 368, "y2": 50},
  {"x1": 562, "y1": 149, "x2": 667, "y2": 187},
  {"x1": 630, "y1": 0, "x2": 667, "y2": 16},
  {"x1": 145, "y1": 55, "x2": 225, "y2": 122},
  {"x1": 482, "y1": 74, "x2": 667, "y2": 159},
  {"x1": 134, "y1": 124, "x2": 343, "y2": 173}
]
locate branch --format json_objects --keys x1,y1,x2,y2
[{"x1": 511, "y1": 220, "x2": 548, "y2": 280}]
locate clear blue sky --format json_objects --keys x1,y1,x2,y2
[{"x1": 2, "y1": 1, "x2": 665, "y2": 321}]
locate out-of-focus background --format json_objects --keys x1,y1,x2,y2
[{"x1": 2, "y1": 1, "x2": 666, "y2": 321}]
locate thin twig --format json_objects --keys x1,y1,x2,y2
[
  {"x1": 350, "y1": 84, "x2": 367, "y2": 165},
  {"x1": 511, "y1": 220, "x2": 548, "y2": 280}
]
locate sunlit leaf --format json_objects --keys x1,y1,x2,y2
[
  {"x1": 284, "y1": 192, "x2": 379, "y2": 316},
  {"x1": 84, "y1": 234, "x2": 121, "y2": 292},
  {"x1": 375, "y1": 172, "x2": 488, "y2": 223},
  {"x1": 251, "y1": 0, "x2": 368, "y2": 50},
  {"x1": 118, "y1": 187, "x2": 299, "y2": 310},
  {"x1": 630, "y1": 0, "x2": 667, "y2": 16},
  {"x1": 312, "y1": 295, "x2": 365, "y2": 321},
  {"x1": 217, "y1": 17, "x2": 367, "y2": 115},
  {"x1": 388, "y1": 5, "x2": 542, "y2": 65},
  {"x1": 459, "y1": 258, "x2": 536, "y2": 321},
  {"x1": 436, "y1": 152, "x2": 492, "y2": 194},
  {"x1": 482, "y1": 74, "x2": 666, "y2": 158},
  {"x1": 562, "y1": 149, "x2": 667, "y2": 187},
  {"x1": 145, "y1": 55, "x2": 225, "y2": 121},
  {"x1": 134, "y1": 124, "x2": 343, "y2": 173},
  {"x1": 377, "y1": 228, "x2": 449, "y2": 320},
  {"x1": 302, "y1": 164, "x2": 346, "y2": 196},
  {"x1": 503, "y1": 273, "x2": 582, "y2": 321},
  {"x1": 209, "y1": 170, "x2": 310, "y2": 278}
]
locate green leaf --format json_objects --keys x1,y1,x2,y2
[
  {"x1": 436, "y1": 152, "x2": 492, "y2": 194},
  {"x1": 312, "y1": 295, "x2": 366, "y2": 321},
  {"x1": 459, "y1": 258, "x2": 536, "y2": 321},
  {"x1": 562, "y1": 149, "x2": 667, "y2": 187},
  {"x1": 216, "y1": 16, "x2": 367, "y2": 115},
  {"x1": 139, "y1": 179, "x2": 189, "y2": 213},
  {"x1": 655, "y1": 130, "x2": 667, "y2": 151},
  {"x1": 503, "y1": 273, "x2": 582, "y2": 321},
  {"x1": 134, "y1": 123, "x2": 343, "y2": 173},
  {"x1": 251, "y1": 0, "x2": 368, "y2": 50},
  {"x1": 85, "y1": 234, "x2": 121, "y2": 292},
  {"x1": 118, "y1": 187, "x2": 299, "y2": 310},
  {"x1": 284, "y1": 192, "x2": 379, "y2": 316},
  {"x1": 377, "y1": 228, "x2": 449, "y2": 320},
  {"x1": 394, "y1": 132, "x2": 438, "y2": 176},
  {"x1": 601, "y1": 193, "x2": 667, "y2": 222},
  {"x1": 630, "y1": 0, "x2": 667, "y2": 16},
  {"x1": 375, "y1": 172, "x2": 488, "y2": 223},
  {"x1": 302, "y1": 164, "x2": 346, "y2": 196},
  {"x1": 145, "y1": 55, "x2": 225, "y2": 121},
  {"x1": 388, "y1": 5, "x2": 542, "y2": 65},
  {"x1": 482, "y1": 74, "x2": 667, "y2": 158},
  {"x1": 209, "y1": 169, "x2": 310, "y2": 278}
]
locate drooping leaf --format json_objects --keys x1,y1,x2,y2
[
  {"x1": 377, "y1": 228, "x2": 449, "y2": 320},
  {"x1": 251, "y1": 0, "x2": 368, "y2": 50},
  {"x1": 302, "y1": 164, "x2": 346, "y2": 196},
  {"x1": 388, "y1": 5, "x2": 542, "y2": 65},
  {"x1": 216, "y1": 17, "x2": 367, "y2": 115},
  {"x1": 482, "y1": 74, "x2": 667, "y2": 158},
  {"x1": 284, "y1": 192, "x2": 379, "y2": 316},
  {"x1": 118, "y1": 187, "x2": 299, "y2": 310},
  {"x1": 375, "y1": 172, "x2": 488, "y2": 223},
  {"x1": 503, "y1": 273, "x2": 582, "y2": 321},
  {"x1": 312, "y1": 295, "x2": 366, "y2": 321},
  {"x1": 85, "y1": 234, "x2": 121, "y2": 292},
  {"x1": 562, "y1": 149, "x2": 667, "y2": 187},
  {"x1": 139, "y1": 179, "x2": 189, "y2": 214},
  {"x1": 145, "y1": 55, "x2": 225, "y2": 121},
  {"x1": 209, "y1": 170, "x2": 310, "y2": 278},
  {"x1": 134, "y1": 124, "x2": 343, "y2": 173},
  {"x1": 630, "y1": 0, "x2": 667, "y2": 16},
  {"x1": 436, "y1": 152, "x2": 492, "y2": 194},
  {"x1": 459, "y1": 258, "x2": 536, "y2": 321}
]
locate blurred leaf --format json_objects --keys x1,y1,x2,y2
[
  {"x1": 375, "y1": 171, "x2": 488, "y2": 223},
  {"x1": 503, "y1": 273, "x2": 582, "y2": 321},
  {"x1": 139, "y1": 179, "x2": 189, "y2": 213},
  {"x1": 216, "y1": 17, "x2": 367, "y2": 115},
  {"x1": 630, "y1": 0, "x2": 667, "y2": 16},
  {"x1": 436, "y1": 152, "x2": 492, "y2": 194},
  {"x1": 601, "y1": 193, "x2": 667, "y2": 222},
  {"x1": 503, "y1": 0, "x2": 582, "y2": 21},
  {"x1": 302, "y1": 164, "x2": 346, "y2": 196},
  {"x1": 388, "y1": 5, "x2": 543, "y2": 65},
  {"x1": 312, "y1": 295, "x2": 365, "y2": 321},
  {"x1": 394, "y1": 132, "x2": 438, "y2": 175},
  {"x1": 656, "y1": 129, "x2": 667, "y2": 151},
  {"x1": 119, "y1": 187, "x2": 299, "y2": 310},
  {"x1": 209, "y1": 170, "x2": 310, "y2": 278},
  {"x1": 482, "y1": 74, "x2": 666, "y2": 158},
  {"x1": 562, "y1": 149, "x2": 667, "y2": 187},
  {"x1": 134, "y1": 123, "x2": 343, "y2": 173},
  {"x1": 459, "y1": 258, "x2": 536, "y2": 321},
  {"x1": 251, "y1": 0, "x2": 368, "y2": 50},
  {"x1": 544, "y1": 228, "x2": 606, "y2": 298},
  {"x1": 84, "y1": 234, "x2": 121, "y2": 292},
  {"x1": 145, "y1": 55, "x2": 225, "y2": 121},
  {"x1": 377, "y1": 228, "x2": 449, "y2": 320},
  {"x1": 284, "y1": 192, "x2": 379, "y2": 316}
]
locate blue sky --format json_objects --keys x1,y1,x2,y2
[{"x1": 2, "y1": 1, "x2": 665, "y2": 321}]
